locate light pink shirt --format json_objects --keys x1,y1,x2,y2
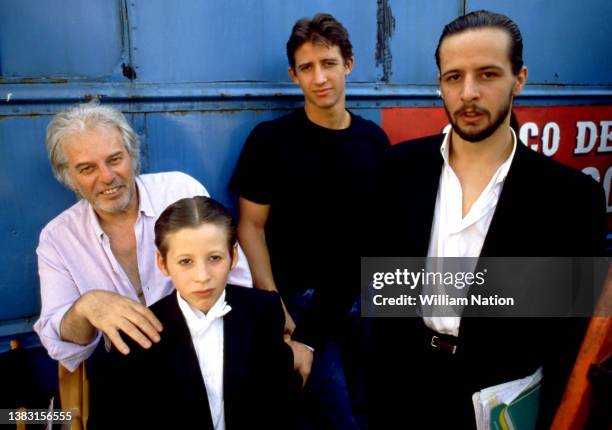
[{"x1": 34, "y1": 171, "x2": 252, "y2": 371}]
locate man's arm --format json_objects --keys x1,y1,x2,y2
[
  {"x1": 237, "y1": 197, "x2": 296, "y2": 333},
  {"x1": 236, "y1": 197, "x2": 277, "y2": 292},
  {"x1": 60, "y1": 290, "x2": 162, "y2": 355},
  {"x1": 237, "y1": 198, "x2": 315, "y2": 381},
  {"x1": 34, "y1": 232, "x2": 162, "y2": 371},
  {"x1": 34, "y1": 235, "x2": 98, "y2": 371}
]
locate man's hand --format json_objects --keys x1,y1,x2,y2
[
  {"x1": 66, "y1": 290, "x2": 163, "y2": 354},
  {"x1": 280, "y1": 299, "x2": 296, "y2": 336},
  {"x1": 286, "y1": 339, "x2": 313, "y2": 387}
]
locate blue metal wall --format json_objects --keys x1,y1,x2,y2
[{"x1": 1, "y1": 0, "x2": 611, "y2": 350}]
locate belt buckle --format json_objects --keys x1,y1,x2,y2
[{"x1": 430, "y1": 335, "x2": 457, "y2": 354}]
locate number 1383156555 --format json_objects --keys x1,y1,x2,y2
[{"x1": 2, "y1": 409, "x2": 73, "y2": 424}]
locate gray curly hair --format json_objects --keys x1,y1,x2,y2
[{"x1": 45, "y1": 101, "x2": 140, "y2": 189}]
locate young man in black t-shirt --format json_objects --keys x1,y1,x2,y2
[{"x1": 231, "y1": 13, "x2": 389, "y2": 429}]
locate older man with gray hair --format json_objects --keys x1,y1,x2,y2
[{"x1": 34, "y1": 101, "x2": 251, "y2": 372}]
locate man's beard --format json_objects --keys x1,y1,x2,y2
[
  {"x1": 73, "y1": 179, "x2": 135, "y2": 215},
  {"x1": 92, "y1": 183, "x2": 134, "y2": 214},
  {"x1": 445, "y1": 94, "x2": 512, "y2": 143}
]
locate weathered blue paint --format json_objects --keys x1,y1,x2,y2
[
  {"x1": 468, "y1": 0, "x2": 612, "y2": 85},
  {"x1": 0, "y1": 0, "x2": 610, "y2": 353},
  {"x1": 124, "y1": 0, "x2": 382, "y2": 83},
  {"x1": 0, "y1": 116, "x2": 76, "y2": 322},
  {"x1": 388, "y1": 0, "x2": 463, "y2": 84},
  {"x1": 2, "y1": 83, "x2": 611, "y2": 119},
  {"x1": 375, "y1": 0, "x2": 396, "y2": 82},
  {"x1": 0, "y1": 0, "x2": 127, "y2": 81}
]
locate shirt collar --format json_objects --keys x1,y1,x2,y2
[
  {"x1": 135, "y1": 175, "x2": 156, "y2": 218},
  {"x1": 495, "y1": 127, "x2": 517, "y2": 185},
  {"x1": 439, "y1": 127, "x2": 518, "y2": 186},
  {"x1": 439, "y1": 130, "x2": 452, "y2": 166},
  {"x1": 87, "y1": 202, "x2": 105, "y2": 243},
  {"x1": 176, "y1": 289, "x2": 232, "y2": 337}
]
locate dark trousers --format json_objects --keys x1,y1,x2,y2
[{"x1": 286, "y1": 288, "x2": 360, "y2": 430}]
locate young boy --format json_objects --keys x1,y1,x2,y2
[{"x1": 90, "y1": 196, "x2": 299, "y2": 429}]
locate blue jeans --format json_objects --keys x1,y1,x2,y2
[{"x1": 286, "y1": 289, "x2": 360, "y2": 430}]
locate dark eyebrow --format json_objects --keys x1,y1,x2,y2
[
  {"x1": 441, "y1": 64, "x2": 504, "y2": 77},
  {"x1": 477, "y1": 65, "x2": 504, "y2": 72},
  {"x1": 441, "y1": 69, "x2": 461, "y2": 78}
]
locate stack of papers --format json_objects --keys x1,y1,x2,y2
[{"x1": 472, "y1": 367, "x2": 542, "y2": 430}]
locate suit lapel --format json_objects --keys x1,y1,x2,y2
[
  {"x1": 411, "y1": 139, "x2": 444, "y2": 254},
  {"x1": 222, "y1": 286, "x2": 254, "y2": 428},
  {"x1": 394, "y1": 135, "x2": 444, "y2": 255},
  {"x1": 463, "y1": 142, "x2": 530, "y2": 324},
  {"x1": 480, "y1": 141, "x2": 530, "y2": 257},
  {"x1": 157, "y1": 293, "x2": 214, "y2": 428}
]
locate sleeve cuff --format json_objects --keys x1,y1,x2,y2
[
  {"x1": 301, "y1": 343, "x2": 315, "y2": 352},
  {"x1": 35, "y1": 304, "x2": 102, "y2": 372},
  {"x1": 291, "y1": 323, "x2": 323, "y2": 351}
]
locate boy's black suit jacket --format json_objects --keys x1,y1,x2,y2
[
  {"x1": 89, "y1": 285, "x2": 300, "y2": 429},
  {"x1": 366, "y1": 134, "x2": 607, "y2": 429}
]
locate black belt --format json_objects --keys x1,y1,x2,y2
[{"x1": 423, "y1": 325, "x2": 460, "y2": 355}]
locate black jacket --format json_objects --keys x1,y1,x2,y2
[
  {"x1": 89, "y1": 285, "x2": 300, "y2": 429},
  {"x1": 366, "y1": 134, "x2": 607, "y2": 429}
]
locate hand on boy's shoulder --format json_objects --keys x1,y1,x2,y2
[
  {"x1": 73, "y1": 290, "x2": 162, "y2": 355},
  {"x1": 108, "y1": 333, "x2": 151, "y2": 361},
  {"x1": 105, "y1": 296, "x2": 169, "y2": 361}
]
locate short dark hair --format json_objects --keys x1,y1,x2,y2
[
  {"x1": 435, "y1": 10, "x2": 524, "y2": 75},
  {"x1": 154, "y1": 196, "x2": 237, "y2": 260},
  {"x1": 286, "y1": 13, "x2": 353, "y2": 70}
]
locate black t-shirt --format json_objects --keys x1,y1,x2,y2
[{"x1": 231, "y1": 108, "x2": 390, "y2": 297}]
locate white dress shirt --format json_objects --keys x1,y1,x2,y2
[
  {"x1": 177, "y1": 290, "x2": 232, "y2": 430},
  {"x1": 424, "y1": 129, "x2": 517, "y2": 336}
]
